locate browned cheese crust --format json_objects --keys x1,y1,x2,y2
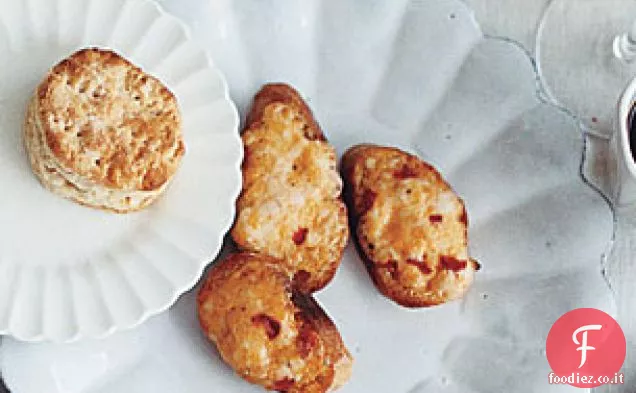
[
  {"x1": 231, "y1": 84, "x2": 348, "y2": 293},
  {"x1": 197, "y1": 252, "x2": 353, "y2": 393},
  {"x1": 341, "y1": 144, "x2": 479, "y2": 307}
]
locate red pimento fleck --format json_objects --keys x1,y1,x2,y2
[
  {"x1": 393, "y1": 165, "x2": 418, "y2": 179},
  {"x1": 440, "y1": 255, "x2": 468, "y2": 272},
  {"x1": 292, "y1": 227, "x2": 309, "y2": 245},
  {"x1": 592, "y1": 116, "x2": 598, "y2": 123},
  {"x1": 379, "y1": 260, "x2": 399, "y2": 279},
  {"x1": 251, "y1": 314, "x2": 281, "y2": 340},
  {"x1": 406, "y1": 258, "x2": 432, "y2": 274},
  {"x1": 274, "y1": 378, "x2": 295, "y2": 392},
  {"x1": 429, "y1": 214, "x2": 443, "y2": 223}
]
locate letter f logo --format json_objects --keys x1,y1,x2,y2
[{"x1": 572, "y1": 325, "x2": 603, "y2": 368}]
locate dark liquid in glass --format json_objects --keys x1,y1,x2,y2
[{"x1": 630, "y1": 104, "x2": 636, "y2": 163}]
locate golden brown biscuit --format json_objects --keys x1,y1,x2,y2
[
  {"x1": 24, "y1": 48, "x2": 184, "y2": 213},
  {"x1": 231, "y1": 84, "x2": 348, "y2": 293},
  {"x1": 341, "y1": 144, "x2": 479, "y2": 307},
  {"x1": 198, "y1": 252, "x2": 353, "y2": 393}
]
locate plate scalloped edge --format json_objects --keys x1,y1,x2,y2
[{"x1": 0, "y1": 0, "x2": 242, "y2": 343}]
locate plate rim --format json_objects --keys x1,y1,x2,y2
[{"x1": 0, "y1": 0, "x2": 243, "y2": 343}]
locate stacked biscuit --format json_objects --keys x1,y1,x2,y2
[{"x1": 24, "y1": 48, "x2": 184, "y2": 213}]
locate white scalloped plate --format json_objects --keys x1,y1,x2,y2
[
  {"x1": 0, "y1": 0, "x2": 617, "y2": 392},
  {"x1": 0, "y1": 0, "x2": 242, "y2": 342}
]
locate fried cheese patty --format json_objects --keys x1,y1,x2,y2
[
  {"x1": 231, "y1": 84, "x2": 348, "y2": 293},
  {"x1": 341, "y1": 144, "x2": 479, "y2": 307},
  {"x1": 197, "y1": 252, "x2": 353, "y2": 393}
]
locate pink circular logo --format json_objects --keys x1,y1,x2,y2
[{"x1": 546, "y1": 308, "x2": 626, "y2": 388}]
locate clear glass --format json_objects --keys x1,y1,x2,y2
[
  {"x1": 537, "y1": 0, "x2": 636, "y2": 135},
  {"x1": 538, "y1": 3, "x2": 636, "y2": 391}
]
